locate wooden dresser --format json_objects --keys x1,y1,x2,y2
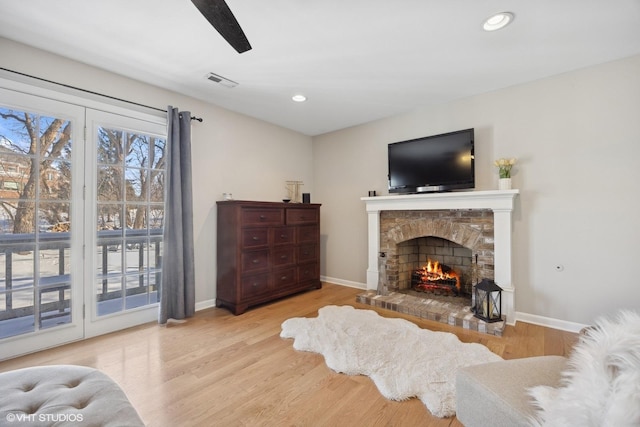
[{"x1": 216, "y1": 200, "x2": 321, "y2": 314}]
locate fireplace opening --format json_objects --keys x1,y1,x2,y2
[{"x1": 395, "y1": 236, "x2": 476, "y2": 303}]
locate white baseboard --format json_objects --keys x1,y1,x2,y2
[
  {"x1": 515, "y1": 311, "x2": 588, "y2": 333},
  {"x1": 321, "y1": 276, "x2": 367, "y2": 290},
  {"x1": 195, "y1": 299, "x2": 217, "y2": 312}
]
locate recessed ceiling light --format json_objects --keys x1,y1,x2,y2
[
  {"x1": 483, "y1": 12, "x2": 515, "y2": 31},
  {"x1": 292, "y1": 94, "x2": 307, "y2": 102}
]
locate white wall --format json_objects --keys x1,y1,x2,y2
[
  {"x1": 1, "y1": 38, "x2": 314, "y2": 308},
  {"x1": 313, "y1": 54, "x2": 640, "y2": 326}
]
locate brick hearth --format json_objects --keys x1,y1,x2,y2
[{"x1": 356, "y1": 291, "x2": 506, "y2": 336}]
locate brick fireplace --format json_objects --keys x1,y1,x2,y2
[
  {"x1": 360, "y1": 190, "x2": 519, "y2": 328},
  {"x1": 382, "y1": 209, "x2": 493, "y2": 298}
]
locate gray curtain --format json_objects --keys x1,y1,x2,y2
[{"x1": 159, "y1": 107, "x2": 195, "y2": 324}]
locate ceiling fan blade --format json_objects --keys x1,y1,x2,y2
[{"x1": 191, "y1": 0, "x2": 252, "y2": 53}]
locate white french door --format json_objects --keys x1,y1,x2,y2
[
  {"x1": 84, "y1": 109, "x2": 166, "y2": 338},
  {"x1": 0, "y1": 81, "x2": 166, "y2": 359},
  {"x1": 0, "y1": 87, "x2": 85, "y2": 359}
]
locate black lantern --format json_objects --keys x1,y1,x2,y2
[{"x1": 474, "y1": 279, "x2": 503, "y2": 323}]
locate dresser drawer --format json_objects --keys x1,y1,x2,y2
[
  {"x1": 241, "y1": 208, "x2": 284, "y2": 226},
  {"x1": 241, "y1": 273, "x2": 270, "y2": 298},
  {"x1": 241, "y1": 249, "x2": 269, "y2": 272},
  {"x1": 297, "y1": 263, "x2": 319, "y2": 282},
  {"x1": 272, "y1": 247, "x2": 295, "y2": 267},
  {"x1": 271, "y1": 226, "x2": 295, "y2": 245},
  {"x1": 272, "y1": 267, "x2": 296, "y2": 288},
  {"x1": 286, "y1": 208, "x2": 319, "y2": 225},
  {"x1": 297, "y1": 244, "x2": 317, "y2": 262},
  {"x1": 241, "y1": 228, "x2": 268, "y2": 248},
  {"x1": 297, "y1": 225, "x2": 319, "y2": 244}
]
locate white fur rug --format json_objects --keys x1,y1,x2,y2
[
  {"x1": 529, "y1": 310, "x2": 640, "y2": 427},
  {"x1": 280, "y1": 305, "x2": 502, "y2": 417}
]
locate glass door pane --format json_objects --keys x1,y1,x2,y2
[{"x1": 86, "y1": 109, "x2": 166, "y2": 337}]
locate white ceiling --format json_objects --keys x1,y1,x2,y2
[{"x1": 1, "y1": 1, "x2": 640, "y2": 136}]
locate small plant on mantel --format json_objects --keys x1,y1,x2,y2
[{"x1": 494, "y1": 158, "x2": 517, "y2": 178}]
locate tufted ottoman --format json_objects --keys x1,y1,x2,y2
[{"x1": 0, "y1": 365, "x2": 144, "y2": 426}]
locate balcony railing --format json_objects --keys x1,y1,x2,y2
[{"x1": 0, "y1": 229, "x2": 162, "y2": 339}]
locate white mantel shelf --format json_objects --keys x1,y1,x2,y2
[
  {"x1": 361, "y1": 189, "x2": 519, "y2": 212},
  {"x1": 361, "y1": 189, "x2": 520, "y2": 325}
]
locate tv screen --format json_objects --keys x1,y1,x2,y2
[{"x1": 388, "y1": 128, "x2": 474, "y2": 194}]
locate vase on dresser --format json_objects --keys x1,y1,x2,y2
[{"x1": 498, "y1": 178, "x2": 512, "y2": 190}]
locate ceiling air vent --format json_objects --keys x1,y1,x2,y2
[{"x1": 205, "y1": 72, "x2": 238, "y2": 88}]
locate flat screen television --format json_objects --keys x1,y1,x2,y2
[{"x1": 388, "y1": 128, "x2": 475, "y2": 194}]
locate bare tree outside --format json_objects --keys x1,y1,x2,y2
[
  {"x1": 96, "y1": 128, "x2": 165, "y2": 232},
  {"x1": 0, "y1": 114, "x2": 165, "y2": 235},
  {"x1": 0, "y1": 108, "x2": 72, "y2": 234}
]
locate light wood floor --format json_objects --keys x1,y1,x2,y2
[{"x1": 0, "y1": 283, "x2": 578, "y2": 426}]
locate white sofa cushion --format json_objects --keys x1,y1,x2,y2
[{"x1": 0, "y1": 365, "x2": 144, "y2": 426}]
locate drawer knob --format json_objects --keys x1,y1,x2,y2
[
  {"x1": 281, "y1": 276, "x2": 288, "y2": 280},
  {"x1": 280, "y1": 255, "x2": 287, "y2": 259},
  {"x1": 252, "y1": 283, "x2": 259, "y2": 287},
  {"x1": 259, "y1": 215, "x2": 266, "y2": 220},
  {"x1": 252, "y1": 236, "x2": 259, "y2": 241},
  {"x1": 252, "y1": 259, "x2": 260, "y2": 264},
  {"x1": 280, "y1": 234, "x2": 287, "y2": 239}
]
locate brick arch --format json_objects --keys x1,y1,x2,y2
[{"x1": 385, "y1": 219, "x2": 483, "y2": 255}]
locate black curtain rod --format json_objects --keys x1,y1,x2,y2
[{"x1": 0, "y1": 67, "x2": 203, "y2": 122}]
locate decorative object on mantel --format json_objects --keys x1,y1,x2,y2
[
  {"x1": 281, "y1": 305, "x2": 502, "y2": 418},
  {"x1": 494, "y1": 157, "x2": 516, "y2": 190},
  {"x1": 285, "y1": 180, "x2": 303, "y2": 203},
  {"x1": 474, "y1": 279, "x2": 503, "y2": 323},
  {"x1": 498, "y1": 178, "x2": 512, "y2": 190}
]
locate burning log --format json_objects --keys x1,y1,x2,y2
[{"x1": 411, "y1": 259, "x2": 461, "y2": 295}]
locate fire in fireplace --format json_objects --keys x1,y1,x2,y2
[{"x1": 411, "y1": 259, "x2": 461, "y2": 296}]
